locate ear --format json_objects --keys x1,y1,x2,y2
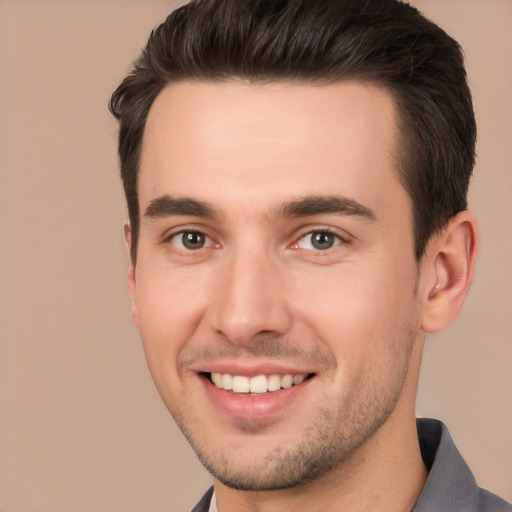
[
  {"x1": 124, "y1": 222, "x2": 140, "y2": 329},
  {"x1": 420, "y1": 211, "x2": 478, "y2": 333}
]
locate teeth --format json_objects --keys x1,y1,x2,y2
[
  {"x1": 210, "y1": 372, "x2": 308, "y2": 394},
  {"x1": 232, "y1": 375, "x2": 250, "y2": 393},
  {"x1": 221, "y1": 373, "x2": 233, "y2": 390},
  {"x1": 267, "y1": 374, "x2": 281, "y2": 392},
  {"x1": 249, "y1": 375, "x2": 267, "y2": 393},
  {"x1": 211, "y1": 372, "x2": 222, "y2": 387},
  {"x1": 281, "y1": 374, "x2": 293, "y2": 389},
  {"x1": 293, "y1": 374, "x2": 306, "y2": 385}
]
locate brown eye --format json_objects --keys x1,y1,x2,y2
[
  {"x1": 311, "y1": 232, "x2": 335, "y2": 250},
  {"x1": 297, "y1": 231, "x2": 341, "y2": 251},
  {"x1": 171, "y1": 231, "x2": 211, "y2": 250}
]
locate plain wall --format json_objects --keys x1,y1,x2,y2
[{"x1": 0, "y1": 1, "x2": 510, "y2": 511}]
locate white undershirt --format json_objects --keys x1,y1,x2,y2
[{"x1": 208, "y1": 490, "x2": 218, "y2": 512}]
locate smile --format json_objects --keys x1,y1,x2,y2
[{"x1": 210, "y1": 372, "x2": 309, "y2": 394}]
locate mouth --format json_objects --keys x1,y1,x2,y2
[
  {"x1": 199, "y1": 368, "x2": 316, "y2": 421},
  {"x1": 206, "y1": 372, "x2": 313, "y2": 395}
]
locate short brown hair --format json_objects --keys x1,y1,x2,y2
[{"x1": 110, "y1": 0, "x2": 476, "y2": 263}]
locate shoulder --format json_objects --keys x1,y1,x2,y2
[
  {"x1": 414, "y1": 419, "x2": 511, "y2": 512},
  {"x1": 478, "y1": 488, "x2": 512, "y2": 512}
]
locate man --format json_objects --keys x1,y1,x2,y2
[{"x1": 109, "y1": 1, "x2": 511, "y2": 511}]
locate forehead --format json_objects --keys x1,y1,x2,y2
[{"x1": 139, "y1": 80, "x2": 405, "y2": 219}]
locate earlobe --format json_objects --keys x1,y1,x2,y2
[
  {"x1": 124, "y1": 222, "x2": 140, "y2": 329},
  {"x1": 420, "y1": 211, "x2": 478, "y2": 333}
]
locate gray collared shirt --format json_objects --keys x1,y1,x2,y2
[
  {"x1": 192, "y1": 418, "x2": 511, "y2": 512},
  {"x1": 413, "y1": 418, "x2": 510, "y2": 511}
]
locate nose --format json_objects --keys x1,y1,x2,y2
[{"x1": 209, "y1": 248, "x2": 292, "y2": 346}]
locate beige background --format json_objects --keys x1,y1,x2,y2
[{"x1": 0, "y1": 1, "x2": 510, "y2": 511}]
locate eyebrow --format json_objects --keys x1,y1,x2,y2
[
  {"x1": 277, "y1": 195, "x2": 376, "y2": 221},
  {"x1": 143, "y1": 194, "x2": 376, "y2": 222},
  {"x1": 144, "y1": 195, "x2": 218, "y2": 219}
]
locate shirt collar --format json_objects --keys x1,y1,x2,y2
[{"x1": 413, "y1": 418, "x2": 480, "y2": 511}]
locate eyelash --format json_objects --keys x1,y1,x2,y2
[
  {"x1": 166, "y1": 230, "x2": 215, "y2": 251},
  {"x1": 292, "y1": 229, "x2": 346, "y2": 252},
  {"x1": 164, "y1": 227, "x2": 347, "y2": 254}
]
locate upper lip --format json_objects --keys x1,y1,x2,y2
[{"x1": 192, "y1": 360, "x2": 314, "y2": 377}]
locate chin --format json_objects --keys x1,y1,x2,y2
[{"x1": 183, "y1": 404, "x2": 392, "y2": 492}]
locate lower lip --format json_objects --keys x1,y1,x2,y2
[{"x1": 201, "y1": 375, "x2": 312, "y2": 421}]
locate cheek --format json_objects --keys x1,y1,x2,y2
[
  {"x1": 136, "y1": 260, "x2": 209, "y2": 326},
  {"x1": 134, "y1": 268, "x2": 209, "y2": 379},
  {"x1": 291, "y1": 261, "x2": 418, "y2": 363}
]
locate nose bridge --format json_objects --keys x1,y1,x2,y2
[{"x1": 211, "y1": 241, "x2": 291, "y2": 344}]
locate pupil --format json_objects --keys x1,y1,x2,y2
[
  {"x1": 183, "y1": 232, "x2": 204, "y2": 249},
  {"x1": 312, "y1": 232, "x2": 334, "y2": 250}
]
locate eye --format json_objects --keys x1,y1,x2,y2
[
  {"x1": 170, "y1": 231, "x2": 213, "y2": 251},
  {"x1": 296, "y1": 231, "x2": 342, "y2": 251}
]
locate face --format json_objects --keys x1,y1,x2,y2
[{"x1": 129, "y1": 80, "x2": 424, "y2": 490}]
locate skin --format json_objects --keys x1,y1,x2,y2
[{"x1": 125, "y1": 80, "x2": 478, "y2": 512}]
